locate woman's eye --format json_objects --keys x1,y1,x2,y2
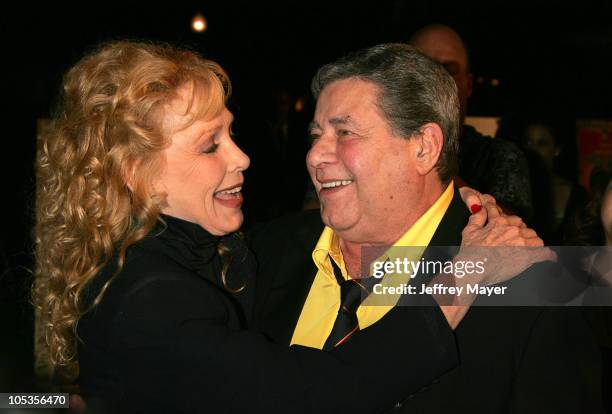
[{"x1": 202, "y1": 143, "x2": 219, "y2": 154}]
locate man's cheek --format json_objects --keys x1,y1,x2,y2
[{"x1": 338, "y1": 149, "x2": 362, "y2": 175}]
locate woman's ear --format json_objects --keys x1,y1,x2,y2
[{"x1": 414, "y1": 122, "x2": 444, "y2": 176}]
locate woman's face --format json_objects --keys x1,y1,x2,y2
[
  {"x1": 153, "y1": 82, "x2": 250, "y2": 235},
  {"x1": 524, "y1": 124, "x2": 558, "y2": 169}
]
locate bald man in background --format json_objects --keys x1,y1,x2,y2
[{"x1": 411, "y1": 25, "x2": 533, "y2": 220}]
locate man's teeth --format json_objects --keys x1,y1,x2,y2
[
  {"x1": 217, "y1": 187, "x2": 242, "y2": 195},
  {"x1": 321, "y1": 180, "x2": 353, "y2": 189}
]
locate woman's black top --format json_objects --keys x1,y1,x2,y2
[{"x1": 78, "y1": 214, "x2": 458, "y2": 413}]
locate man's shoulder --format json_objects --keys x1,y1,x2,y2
[
  {"x1": 488, "y1": 136, "x2": 526, "y2": 166},
  {"x1": 463, "y1": 125, "x2": 523, "y2": 159},
  {"x1": 249, "y1": 209, "x2": 324, "y2": 256},
  {"x1": 251, "y1": 211, "x2": 324, "y2": 336},
  {"x1": 460, "y1": 125, "x2": 532, "y2": 217}
]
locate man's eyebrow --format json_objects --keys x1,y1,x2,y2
[
  {"x1": 308, "y1": 116, "x2": 355, "y2": 132},
  {"x1": 329, "y1": 115, "x2": 353, "y2": 126},
  {"x1": 308, "y1": 121, "x2": 321, "y2": 132}
]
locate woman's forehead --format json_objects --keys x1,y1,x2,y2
[{"x1": 161, "y1": 81, "x2": 227, "y2": 133}]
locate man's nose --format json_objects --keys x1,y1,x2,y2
[{"x1": 306, "y1": 134, "x2": 337, "y2": 168}]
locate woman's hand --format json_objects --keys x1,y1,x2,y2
[
  {"x1": 436, "y1": 187, "x2": 556, "y2": 329},
  {"x1": 458, "y1": 186, "x2": 489, "y2": 215},
  {"x1": 458, "y1": 188, "x2": 556, "y2": 286},
  {"x1": 460, "y1": 187, "x2": 540, "y2": 246}
]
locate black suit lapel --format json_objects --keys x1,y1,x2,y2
[
  {"x1": 429, "y1": 187, "x2": 470, "y2": 247},
  {"x1": 254, "y1": 211, "x2": 324, "y2": 345},
  {"x1": 407, "y1": 187, "x2": 470, "y2": 286}
]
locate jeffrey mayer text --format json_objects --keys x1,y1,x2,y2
[{"x1": 373, "y1": 283, "x2": 507, "y2": 297}]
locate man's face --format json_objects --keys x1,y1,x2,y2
[
  {"x1": 411, "y1": 28, "x2": 473, "y2": 120},
  {"x1": 307, "y1": 78, "x2": 421, "y2": 244}
]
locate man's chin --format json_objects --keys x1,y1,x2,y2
[{"x1": 321, "y1": 210, "x2": 356, "y2": 233}]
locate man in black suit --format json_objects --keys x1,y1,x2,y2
[{"x1": 254, "y1": 44, "x2": 604, "y2": 413}]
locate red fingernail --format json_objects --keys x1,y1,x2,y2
[{"x1": 470, "y1": 204, "x2": 482, "y2": 214}]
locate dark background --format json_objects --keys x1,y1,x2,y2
[{"x1": 1, "y1": 0, "x2": 611, "y2": 400}]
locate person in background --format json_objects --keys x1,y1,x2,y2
[
  {"x1": 602, "y1": 179, "x2": 612, "y2": 245},
  {"x1": 522, "y1": 120, "x2": 588, "y2": 244},
  {"x1": 410, "y1": 24, "x2": 533, "y2": 220}
]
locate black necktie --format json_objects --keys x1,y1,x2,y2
[{"x1": 323, "y1": 259, "x2": 372, "y2": 350}]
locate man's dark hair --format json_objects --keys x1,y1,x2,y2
[{"x1": 311, "y1": 43, "x2": 460, "y2": 183}]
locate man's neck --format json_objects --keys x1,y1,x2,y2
[{"x1": 338, "y1": 179, "x2": 446, "y2": 277}]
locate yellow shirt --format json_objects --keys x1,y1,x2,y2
[{"x1": 291, "y1": 182, "x2": 454, "y2": 349}]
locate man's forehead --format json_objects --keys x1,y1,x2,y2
[
  {"x1": 423, "y1": 43, "x2": 466, "y2": 66},
  {"x1": 315, "y1": 78, "x2": 378, "y2": 115},
  {"x1": 412, "y1": 30, "x2": 468, "y2": 68}
]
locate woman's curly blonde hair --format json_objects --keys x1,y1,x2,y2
[{"x1": 33, "y1": 40, "x2": 230, "y2": 368}]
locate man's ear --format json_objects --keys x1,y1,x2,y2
[
  {"x1": 467, "y1": 73, "x2": 474, "y2": 98},
  {"x1": 414, "y1": 123, "x2": 444, "y2": 176}
]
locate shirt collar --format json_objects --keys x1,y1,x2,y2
[{"x1": 312, "y1": 181, "x2": 455, "y2": 282}]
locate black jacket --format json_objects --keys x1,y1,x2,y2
[
  {"x1": 78, "y1": 214, "x2": 458, "y2": 413},
  {"x1": 459, "y1": 125, "x2": 532, "y2": 219},
  {"x1": 253, "y1": 191, "x2": 604, "y2": 413}
]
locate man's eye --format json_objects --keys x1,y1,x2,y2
[
  {"x1": 338, "y1": 129, "x2": 352, "y2": 137},
  {"x1": 202, "y1": 143, "x2": 219, "y2": 154}
]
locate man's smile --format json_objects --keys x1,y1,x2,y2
[{"x1": 320, "y1": 180, "x2": 354, "y2": 189}]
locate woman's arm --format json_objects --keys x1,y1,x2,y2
[
  {"x1": 437, "y1": 187, "x2": 554, "y2": 328},
  {"x1": 110, "y1": 276, "x2": 455, "y2": 414}
]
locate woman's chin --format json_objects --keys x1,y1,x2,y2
[
  {"x1": 226, "y1": 214, "x2": 244, "y2": 233},
  {"x1": 208, "y1": 211, "x2": 244, "y2": 236}
]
